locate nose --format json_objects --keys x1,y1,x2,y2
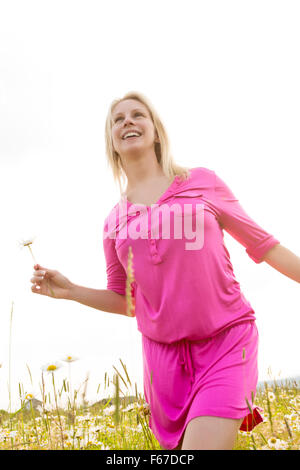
[{"x1": 122, "y1": 115, "x2": 135, "y2": 127}]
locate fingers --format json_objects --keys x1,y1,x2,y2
[
  {"x1": 31, "y1": 265, "x2": 46, "y2": 294},
  {"x1": 31, "y1": 264, "x2": 56, "y2": 296},
  {"x1": 33, "y1": 264, "x2": 51, "y2": 281},
  {"x1": 31, "y1": 281, "x2": 46, "y2": 294},
  {"x1": 31, "y1": 284, "x2": 42, "y2": 294},
  {"x1": 34, "y1": 264, "x2": 47, "y2": 273},
  {"x1": 33, "y1": 264, "x2": 56, "y2": 278},
  {"x1": 31, "y1": 271, "x2": 46, "y2": 283}
]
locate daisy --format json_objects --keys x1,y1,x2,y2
[
  {"x1": 103, "y1": 405, "x2": 115, "y2": 416},
  {"x1": 61, "y1": 355, "x2": 79, "y2": 363},
  {"x1": 41, "y1": 362, "x2": 63, "y2": 373},
  {"x1": 18, "y1": 236, "x2": 36, "y2": 248},
  {"x1": 18, "y1": 236, "x2": 37, "y2": 262},
  {"x1": 19, "y1": 236, "x2": 56, "y2": 298},
  {"x1": 267, "y1": 391, "x2": 276, "y2": 402},
  {"x1": 267, "y1": 437, "x2": 281, "y2": 449},
  {"x1": 61, "y1": 356, "x2": 78, "y2": 406},
  {"x1": 77, "y1": 414, "x2": 92, "y2": 422},
  {"x1": 285, "y1": 412, "x2": 298, "y2": 422},
  {"x1": 24, "y1": 392, "x2": 34, "y2": 401},
  {"x1": 275, "y1": 440, "x2": 289, "y2": 450}
]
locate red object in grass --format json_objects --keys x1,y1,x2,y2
[{"x1": 239, "y1": 406, "x2": 264, "y2": 432}]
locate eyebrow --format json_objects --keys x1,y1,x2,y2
[{"x1": 112, "y1": 108, "x2": 146, "y2": 118}]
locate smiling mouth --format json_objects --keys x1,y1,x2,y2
[
  {"x1": 122, "y1": 131, "x2": 142, "y2": 140},
  {"x1": 123, "y1": 135, "x2": 141, "y2": 141}
]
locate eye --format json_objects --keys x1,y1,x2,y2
[{"x1": 114, "y1": 112, "x2": 144, "y2": 123}]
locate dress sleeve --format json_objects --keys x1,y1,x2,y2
[
  {"x1": 213, "y1": 172, "x2": 280, "y2": 263},
  {"x1": 102, "y1": 218, "x2": 127, "y2": 295}
]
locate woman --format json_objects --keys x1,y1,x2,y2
[{"x1": 30, "y1": 91, "x2": 300, "y2": 450}]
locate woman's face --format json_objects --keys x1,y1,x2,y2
[{"x1": 111, "y1": 99, "x2": 159, "y2": 158}]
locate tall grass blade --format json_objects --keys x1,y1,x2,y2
[
  {"x1": 119, "y1": 359, "x2": 132, "y2": 387},
  {"x1": 113, "y1": 365, "x2": 128, "y2": 390}
]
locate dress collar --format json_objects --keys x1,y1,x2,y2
[{"x1": 106, "y1": 168, "x2": 206, "y2": 237}]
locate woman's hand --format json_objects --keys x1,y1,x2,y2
[{"x1": 30, "y1": 264, "x2": 74, "y2": 299}]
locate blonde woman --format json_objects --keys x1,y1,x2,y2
[{"x1": 31, "y1": 91, "x2": 300, "y2": 450}]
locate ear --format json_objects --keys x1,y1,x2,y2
[{"x1": 154, "y1": 130, "x2": 160, "y2": 143}]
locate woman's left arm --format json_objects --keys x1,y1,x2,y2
[
  {"x1": 213, "y1": 172, "x2": 300, "y2": 283},
  {"x1": 262, "y1": 243, "x2": 300, "y2": 283}
]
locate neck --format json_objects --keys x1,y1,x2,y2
[{"x1": 120, "y1": 151, "x2": 166, "y2": 194}]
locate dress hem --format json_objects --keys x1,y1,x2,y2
[{"x1": 158, "y1": 406, "x2": 264, "y2": 450}]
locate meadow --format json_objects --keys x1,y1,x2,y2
[
  {"x1": 2, "y1": 241, "x2": 298, "y2": 450},
  {"x1": 0, "y1": 361, "x2": 299, "y2": 450}
]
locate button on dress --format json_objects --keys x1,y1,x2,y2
[{"x1": 103, "y1": 167, "x2": 279, "y2": 449}]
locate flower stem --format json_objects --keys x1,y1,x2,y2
[
  {"x1": 8, "y1": 301, "x2": 14, "y2": 419},
  {"x1": 27, "y1": 245, "x2": 56, "y2": 297},
  {"x1": 29, "y1": 399, "x2": 40, "y2": 447},
  {"x1": 51, "y1": 372, "x2": 64, "y2": 449}
]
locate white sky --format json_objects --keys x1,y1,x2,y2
[{"x1": 0, "y1": 0, "x2": 299, "y2": 411}]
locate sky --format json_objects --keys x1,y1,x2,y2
[{"x1": 0, "y1": 0, "x2": 299, "y2": 411}]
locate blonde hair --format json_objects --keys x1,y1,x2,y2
[{"x1": 104, "y1": 91, "x2": 191, "y2": 195}]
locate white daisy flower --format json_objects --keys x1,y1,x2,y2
[
  {"x1": 41, "y1": 362, "x2": 63, "y2": 373},
  {"x1": 267, "y1": 436, "x2": 281, "y2": 448},
  {"x1": 77, "y1": 413, "x2": 92, "y2": 422},
  {"x1": 285, "y1": 412, "x2": 298, "y2": 422},
  {"x1": 61, "y1": 355, "x2": 79, "y2": 363},
  {"x1": 275, "y1": 440, "x2": 289, "y2": 450},
  {"x1": 102, "y1": 405, "x2": 115, "y2": 415},
  {"x1": 24, "y1": 392, "x2": 34, "y2": 401},
  {"x1": 18, "y1": 236, "x2": 37, "y2": 263},
  {"x1": 18, "y1": 236, "x2": 36, "y2": 249},
  {"x1": 267, "y1": 391, "x2": 276, "y2": 402}
]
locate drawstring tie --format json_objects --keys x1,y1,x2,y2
[{"x1": 178, "y1": 339, "x2": 195, "y2": 385}]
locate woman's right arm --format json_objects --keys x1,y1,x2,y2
[
  {"x1": 67, "y1": 284, "x2": 127, "y2": 316},
  {"x1": 31, "y1": 217, "x2": 132, "y2": 317},
  {"x1": 31, "y1": 264, "x2": 128, "y2": 316}
]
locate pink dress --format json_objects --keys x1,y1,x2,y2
[{"x1": 103, "y1": 167, "x2": 279, "y2": 449}]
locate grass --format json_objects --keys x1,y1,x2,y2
[
  {"x1": 234, "y1": 378, "x2": 300, "y2": 450},
  {"x1": 8, "y1": 246, "x2": 298, "y2": 450},
  {"x1": 0, "y1": 366, "x2": 299, "y2": 450}
]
